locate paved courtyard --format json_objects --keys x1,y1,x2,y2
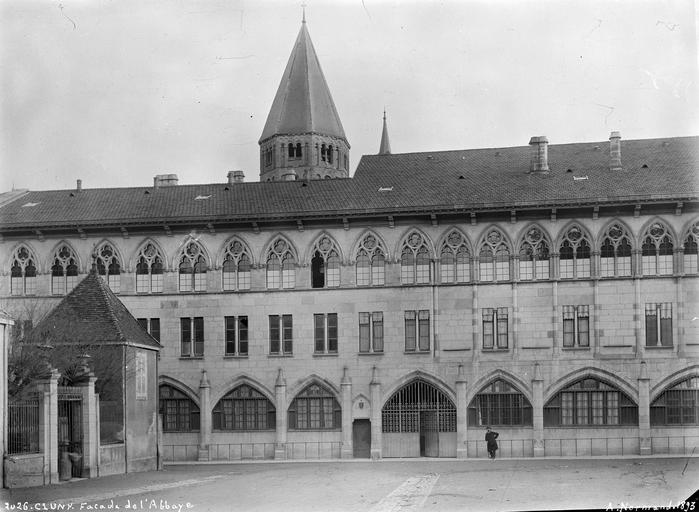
[{"x1": 2, "y1": 457, "x2": 697, "y2": 512}]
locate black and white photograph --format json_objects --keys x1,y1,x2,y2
[{"x1": 1, "y1": 1, "x2": 698, "y2": 510}]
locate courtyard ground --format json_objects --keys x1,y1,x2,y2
[{"x1": 2, "y1": 456, "x2": 697, "y2": 512}]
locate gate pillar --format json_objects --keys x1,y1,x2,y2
[
  {"x1": 274, "y1": 369, "x2": 287, "y2": 460},
  {"x1": 455, "y1": 365, "x2": 468, "y2": 459},
  {"x1": 340, "y1": 368, "x2": 353, "y2": 458},
  {"x1": 370, "y1": 367, "x2": 382, "y2": 460},
  {"x1": 34, "y1": 369, "x2": 60, "y2": 484},
  {"x1": 77, "y1": 373, "x2": 98, "y2": 477}
]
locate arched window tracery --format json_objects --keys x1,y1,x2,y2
[
  {"x1": 93, "y1": 242, "x2": 121, "y2": 292},
  {"x1": 178, "y1": 241, "x2": 208, "y2": 292},
  {"x1": 51, "y1": 244, "x2": 79, "y2": 295},
  {"x1": 559, "y1": 226, "x2": 591, "y2": 279},
  {"x1": 401, "y1": 232, "x2": 431, "y2": 284},
  {"x1": 440, "y1": 230, "x2": 471, "y2": 283},
  {"x1": 599, "y1": 223, "x2": 632, "y2": 277},
  {"x1": 10, "y1": 245, "x2": 37, "y2": 296},
  {"x1": 266, "y1": 238, "x2": 296, "y2": 289},
  {"x1": 355, "y1": 233, "x2": 386, "y2": 286},
  {"x1": 479, "y1": 229, "x2": 510, "y2": 282},
  {"x1": 135, "y1": 242, "x2": 164, "y2": 293},
  {"x1": 311, "y1": 235, "x2": 341, "y2": 288},
  {"x1": 518, "y1": 226, "x2": 550, "y2": 281},
  {"x1": 641, "y1": 221, "x2": 674, "y2": 276},
  {"x1": 222, "y1": 239, "x2": 252, "y2": 291}
]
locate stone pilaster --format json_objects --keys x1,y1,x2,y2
[
  {"x1": 532, "y1": 363, "x2": 545, "y2": 457},
  {"x1": 274, "y1": 369, "x2": 287, "y2": 460},
  {"x1": 638, "y1": 361, "x2": 651, "y2": 455},
  {"x1": 369, "y1": 367, "x2": 382, "y2": 460},
  {"x1": 197, "y1": 370, "x2": 211, "y2": 461},
  {"x1": 341, "y1": 367, "x2": 353, "y2": 458},
  {"x1": 455, "y1": 365, "x2": 468, "y2": 459}
]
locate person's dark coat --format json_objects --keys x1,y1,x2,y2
[{"x1": 485, "y1": 430, "x2": 499, "y2": 451}]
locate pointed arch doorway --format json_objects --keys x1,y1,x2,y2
[{"x1": 382, "y1": 379, "x2": 456, "y2": 457}]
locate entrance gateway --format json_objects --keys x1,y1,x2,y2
[
  {"x1": 381, "y1": 379, "x2": 456, "y2": 457},
  {"x1": 58, "y1": 387, "x2": 83, "y2": 477}
]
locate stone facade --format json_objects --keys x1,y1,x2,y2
[{"x1": 2, "y1": 209, "x2": 697, "y2": 460}]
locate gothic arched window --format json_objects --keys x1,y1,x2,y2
[
  {"x1": 159, "y1": 385, "x2": 200, "y2": 432},
  {"x1": 212, "y1": 384, "x2": 276, "y2": 431},
  {"x1": 544, "y1": 378, "x2": 638, "y2": 427},
  {"x1": 468, "y1": 379, "x2": 533, "y2": 426},
  {"x1": 222, "y1": 239, "x2": 252, "y2": 291},
  {"x1": 440, "y1": 230, "x2": 470, "y2": 283},
  {"x1": 559, "y1": 226, "x2": 591, "y2": 279},
  {"x1": 178, "y1": 241, "x2": 208, "y2": 292},
  {"x1": 683, "y1": 221, "x2": 699, "y2": 274},
  {"x1": 266, "y1": 238, "x2": 296, "y2": 289},
  {"x1": 651, "y1": 377, "x2": 699, "y2": 426},
  {"x1": 479, "y1": 229, "x2": 510, "y2": 282},
  {"x1": 93, "y1": 242, "x2": 121, "y2": 292},
  {"x1": 288, "y1": 383, "x2": 341, "y2": 430},
  {"x1": 51, "y1": 244, "x2": 79, "y2": 295},
  {"x1": 10, "y1": 245, "x2": 37, "y2": 296},
  {"x1": 599, "y1": 223, "x2": 632, "y2": 278},
  {"x1": 135, "y1": 242, "x2": 164, "y2": 293},
  {"x1": 401, "y1": 232, "x2": 431, "y2": 284},
  {"x1": 311, "y1": 235, "x2": 341, "y2": 288},
  {"x1": 518, "y1": 226, "x2": 550, "y2": 281},
  {"x1": 641, "y1": 221, "x2": 674, "y2": 276},
  {"x1": 355, "y1": 233, "x2": 386, "y2": 286}
]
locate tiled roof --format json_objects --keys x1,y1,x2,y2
[
  {"x1": 0, "y1": 136, "x2": 696, "y2": 230},
  {"x1": 26, "y1": 271, "x2": 160, "y2": 350},
  {"x1": 259, "y1": 21, "x2": 347, "y2": 143}
]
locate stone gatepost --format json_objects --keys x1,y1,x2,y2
[
  {"x1": 77, "y1": 371, "x2": 98, "y2": 477},
  {"x1": 638, "y1": 361, "x2": 651, "y2": 455},
  {"x1": 340, "y1": 367, "x2": 353, "y2": 459},
  {"x1": 455, "y1": 365, "x2": 468, "y2": 459},
  {"x1": 370, "y1": 367, "x2": 382, "y2": 460},
  {"x1": 197, "y1": 370, "x2": 211, "y2": 461},
  {"x1": 532, "y1": 363, "x2": 545, "y2": 457},
  {"x1": 35, "y1": 369, "x2": 60, "y2": 484},
  {"x1": 274, "y1": 368, "x2": 287, "y2": 460}
]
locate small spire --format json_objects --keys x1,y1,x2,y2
[
  {"x1": 301, "y1": 3, "x2": 306, "y2": 23},
  {"x1": 379, "y1": 109, "x2": 391, "y2": 155}
]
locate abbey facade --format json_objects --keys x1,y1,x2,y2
[{"x1": 1, "y1": 19, "x2": 697, "y2": 461}]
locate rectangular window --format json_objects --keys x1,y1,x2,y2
[
  {"x1": 600, "y1": 257, "x2": 614, "y2": 277},
  {"x1": 193, "y1": 272, "x2": 206, "y2": 291},
  {"x1": 180, "y1": 317, "x2": 204, "y2": 357},
  {"x1": 270, "y1": 315, "x2": 293, "y2": 355},
  {"x1": 536, "y1": 259, "x2": 549, "y2": 280},
  {"x1": 496, "y1": 307, "x2": 508, "y2": 348},
  {"x1": 225, "y1": 316, "x2": 248, "y2": 356},
  {"x1": 404, "y1": 310, "x2": 429, "y2": 352},
  {"x1": 404, "y1": 311, "x2": 416, "y2": 351},
  {"x1": 359, "y1": 311, "x2": 385, "y2": 353},
  {"x1": 314, "y1": 313, "x2": 338, "y2": 354},
  {"x1": 482, "y1": 308, "x2": 494, "y2": 349},
  {"x1": 479, "y1": 261, "x2": 494, "y2": 282},
  {"x1": 519, "y1": 260, "x2": 533, "y2": 281},
  {"x1": 483, "y1": 308, "x2": 508, "y2": 349},
  {"x1": 562, "y1": 306, "x2": 589, "y2": 348},
  {"x1": 418, "y1": 310, "x2": 430, "y2": 351},
  {"x1": 401, "y1": 263, "x2": 415, "y2": 284},
  {"x1": 372, "y1": 259, "x2": 385, "y2": 285},
  {"x1": 136, "y1": 274, "x2": 149, "y2": 293},
  {"x1": 684, "y1": 253, "x2": 698, "y2": 274},
  {"x1": 617, "y1": 256, "x2": 631, "y2": 276},
  {"x1": 645, "y1": 303, "x2": 672, "y2": 347},
  {"x1": 180, "y1": 318, "x2": 191, "y2": 356},
  {"x1": 138, "y1": 318, "x2": 161, "y2": 342},
  {"x1": 373, "y1": 312, "x2": 384, "y2": 352},
  {"x1": 658, "y1": 254, "x2": 673, "y2": 275}
]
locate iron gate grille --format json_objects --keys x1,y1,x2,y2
[
  {"x1": 382, "y1": 379, "x2": 456, "y2": 433},
  {"x1": 58, "y1": 389, "x2": 83, "y2": 478}
]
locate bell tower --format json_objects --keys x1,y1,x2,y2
[{"x1": 259, "y1": 16, "x2": 350, "y2": 181}]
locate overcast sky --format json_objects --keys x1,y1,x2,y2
[{"x1": 1, "y1": 0, "x2": 697, "y2": 192}]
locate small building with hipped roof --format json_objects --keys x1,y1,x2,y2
[{"x1": 12, "y1": 268, "x2": 160, "y2": 484}]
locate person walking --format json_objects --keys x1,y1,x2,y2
[{"x1": 485, "y1": 426, "x2": 499, "y2": 459}]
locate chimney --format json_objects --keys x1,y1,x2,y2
[
  {"x1": 609, "y1": 131, "x2": 622, "y2": 171},
  {"x1": 528, "y1": 136, "x2": 549, "y2": 173},
  {"x1": 227, "y1": 170, "x2": 245, "y2": 184},
  {"x1": 76, "y1": 179, "x2": 82, "y2": 191},
  {"x1": 154, "y1": 174, "x2": 179, "y2": 188}
]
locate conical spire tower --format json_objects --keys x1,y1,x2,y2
[
  {"x1": 379, "y1": 110, "x2": 391, "y2": 155},
  {"x1": 259, "y1": 17, "x2": 350, "y2": 181}
]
